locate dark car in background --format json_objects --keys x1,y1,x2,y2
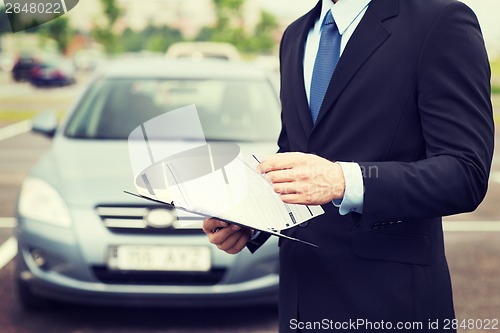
[
  {"x1": 30, "y1": 56, "x2": 76, "y2": 87},
  {"x1": 12, "y1": 54, "x2": 35, "y2": 81},
  {"x1": 15, "y1": 58, "x2": 281, "y2": 309},
  {"x1": 11, "y1": 53, "x2": 75, "y2": 87}
]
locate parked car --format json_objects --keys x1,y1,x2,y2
[
  {"x1": 12, "y1": 54, "x2": 36, "y2": 81},
  {"x1": 15, "y1": 59, "x2": 281, "y2": 309},
  {"x1": 30, "y1": 56, "x2": 76, "y2": 87},
  {"x1": 166, "y1": 42, "x2": 241, "y2": 62}
]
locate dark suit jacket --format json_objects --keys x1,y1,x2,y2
[{"x1": 251, "y1": 0, "x2": 494, "y2": 332}]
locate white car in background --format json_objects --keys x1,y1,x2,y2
[{"x1": 166, "y1": 42, "x2": 241, "y2": 62}]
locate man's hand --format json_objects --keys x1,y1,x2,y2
[
  {"x1": 202, "y1": 218, "x2": 253, "y2": 254},
  {"x1": 257, "y1": 152, "x2": 345, "y2": 205}
]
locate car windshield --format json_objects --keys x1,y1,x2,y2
[{"x1": 64, "y1": 77, "x2": 281, "y2": 142}]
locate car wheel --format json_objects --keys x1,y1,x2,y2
[{"x1": 15, "y1": 278, "x2": 52, "y2": 311}]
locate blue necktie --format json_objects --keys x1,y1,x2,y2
[{"x1": 310, "y1": 10, "x2": 341, "y2": 123}]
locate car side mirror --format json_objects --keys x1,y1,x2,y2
[{"x1": 32, "y1": 112, "x2": 58, "y2": 138}]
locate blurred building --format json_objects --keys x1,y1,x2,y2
[
  {"x1": 65, "y1": 0, "x2": 103, "y2": 32},
  {"x1": 66, "y1": 0, "x2": 263, "y2": 39},
  {"x1": 116, "y1": 0, "x2": 216, "y2": 38}
]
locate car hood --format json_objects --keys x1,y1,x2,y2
[{"x1": 30, "y1": 137, "x2": 278, "y2": 208}]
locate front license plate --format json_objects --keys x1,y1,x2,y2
[{"x1": 108, "y1": 245, "x2": 211, "y2": 272}]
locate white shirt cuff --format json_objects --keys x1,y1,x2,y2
[
  {"x1": 332, "y1": 162, "x2": 364, "y2": 215},
  {"x1": 250, "y1": 230, "x2": 261, "y2": 241}
]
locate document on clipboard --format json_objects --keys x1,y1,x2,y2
[{"x1": 126, "y1": 144, "x2": 323, "y2": 248}]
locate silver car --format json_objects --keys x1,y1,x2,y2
[{"x1": 15, "y1": 59, "x2": 281, "y2": 309}]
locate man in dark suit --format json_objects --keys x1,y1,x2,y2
[{"x1": 203, "y1": 0, "x2": 494, "y2": 332}]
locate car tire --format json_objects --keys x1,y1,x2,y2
[{"x1": 15, "y1": 278, "x2": 52, "y2": 311}]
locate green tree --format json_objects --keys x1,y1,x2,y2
[
  {"x1": 146, "y1": 26, "x2": 183, "y2": 53},
  {"x1": 120, "y1": 25, "x2": 183, "y2": 53},
  {"x1": 213, "y1": 0, "x2": 245, "y2": 31},
  {"x1": 255, "y1": 10, "x2": 278, "y2": 36},
  {"x1": 39, "y1": 16, "x2": 72, "y2": 53},
  {"x1": 101, "y1": 0, "x2": 122, "y2": 26},
  {"x1": 92, "y1": 27, "x2": 117, "y2": 54},
  {"x1": 208, "y1": 0, "x2": 279, "y2": 54},
  {"x1": 121, "y1": 28, "x2": 144, "y2": 52},
  {"x1": 92, "y1": 0, "x2": 123, "y2": 54},
  {"x1": 195, "y1": 26, "x2": 215, "y2": 42},
  {"x1": 248, "y1": 10, "x2": 279, "y2": 53}
]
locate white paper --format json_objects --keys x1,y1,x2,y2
[{"x1": 135, "y1": 153, "x2": 324, "y2": 232}]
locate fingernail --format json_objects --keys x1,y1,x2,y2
[{"x1": 231, "y1": 224, "x2": 241, "y2": 231}]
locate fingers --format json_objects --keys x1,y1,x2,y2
[
  {"x1": 215, "y1": 229, "x2": 249, "y2": 254},
  {"x1": 257, "y1": 153, "x2": 304, "y2": 174},
  {"x1": 272, "y1": 181, "x2": 303, "y2": 195},
  {"x1": 280, "y1": 193, "x2": 311, "y2": 205},
  {"x1": 225, "y1": 232, "x2": 251, "y2": 255},
  {"x1": 206, "y1": 223, "x2": 240, "y2": 244},
  {"x1": 202, "y1": 218, "x2": 228, "y2": 235},
  {"x1": 202, "y1": 219, "x2": 251, "y2": 255},
  {"x1": 264, "y1": 168, "x2": 306, "y2": 183}
]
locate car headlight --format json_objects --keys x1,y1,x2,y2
[{"x1": 18, "y1": 178, "x2": 72, "y2": 227}]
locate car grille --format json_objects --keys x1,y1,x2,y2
[
  {"x1": 96, "y1": 204, "x2": 204, "y2": 234},
  {"x1": 92, "y1": 266, "x2": 226, "y2": 286}
]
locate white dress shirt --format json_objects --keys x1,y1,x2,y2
[{"x1": 304, "y1": 0, "x2": 371, "y2": 215}]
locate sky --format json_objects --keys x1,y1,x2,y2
[{"x1": 261, "y1": 0, "x2": 500, "y2": 58}]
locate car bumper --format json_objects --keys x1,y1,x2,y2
[
  {"x1": 16, "y1": 216, "x2": 279, "y2": 307},
  {"x1": 17, "y1": 262, "x2": 278, "y2": 307}
]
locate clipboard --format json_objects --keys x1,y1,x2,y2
[{"x1": 124, "y1": 191, "x2": 319, "y2": 248}]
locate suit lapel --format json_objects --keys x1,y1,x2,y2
[
  {"x1": 313, "y1": 0, "x2": 399, "y2": 128},
  {"x1": 290, "y1": 1, "x2": 321, "y2": 137}
]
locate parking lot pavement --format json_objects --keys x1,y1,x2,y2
[
  {"x1": 0, "y1": 259, "x2": 279, "y2": 333},
  {"x1": 446, "y1": 232, "x2": 500, "y2": 333}
]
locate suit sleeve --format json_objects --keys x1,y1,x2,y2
[
  {"x1": 358, "y1": 2, "x2": 494, "y2": 223},
  {"x1": 277, "y1": 27, "x2": 291, "y2": 154}
]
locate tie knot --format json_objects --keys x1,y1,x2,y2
[{"x1": 324, "y1": 10, "x2": 334, "y2": 26}]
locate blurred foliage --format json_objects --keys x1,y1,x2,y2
[
  {"x1": 250, "y1": 10, "x2": 279, "y2": 52},
  {"x1": 197, "y1": 0, "x2": 279, "y2": 54},
  {"x1": 491, "y1": 60, "x2": 500, "y2": 95},
  {"x1": 101, "y1": 0, "x2": 122, "y2": 26},
  {"x1": 38, "y1": 16, "x2": 72, "y2": 53},
  {"x1": 120, "y1": 25, "x2": 183, "y2": 53},
  {"x1": 0, "y1": 0, "x2": 279, "y2": 55},
  {"x1": 195, "y1": 27, "x2": 215, "y2": 42},
  {"x1": 92, "y1": 27, "x2": 118, "y2": 54},
  {"x1": 91, "y1": 0, "x2": 123, "y2": 54},
  {"x1": 213, "y1": 0, "x2": 245, "y2": 31}
]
